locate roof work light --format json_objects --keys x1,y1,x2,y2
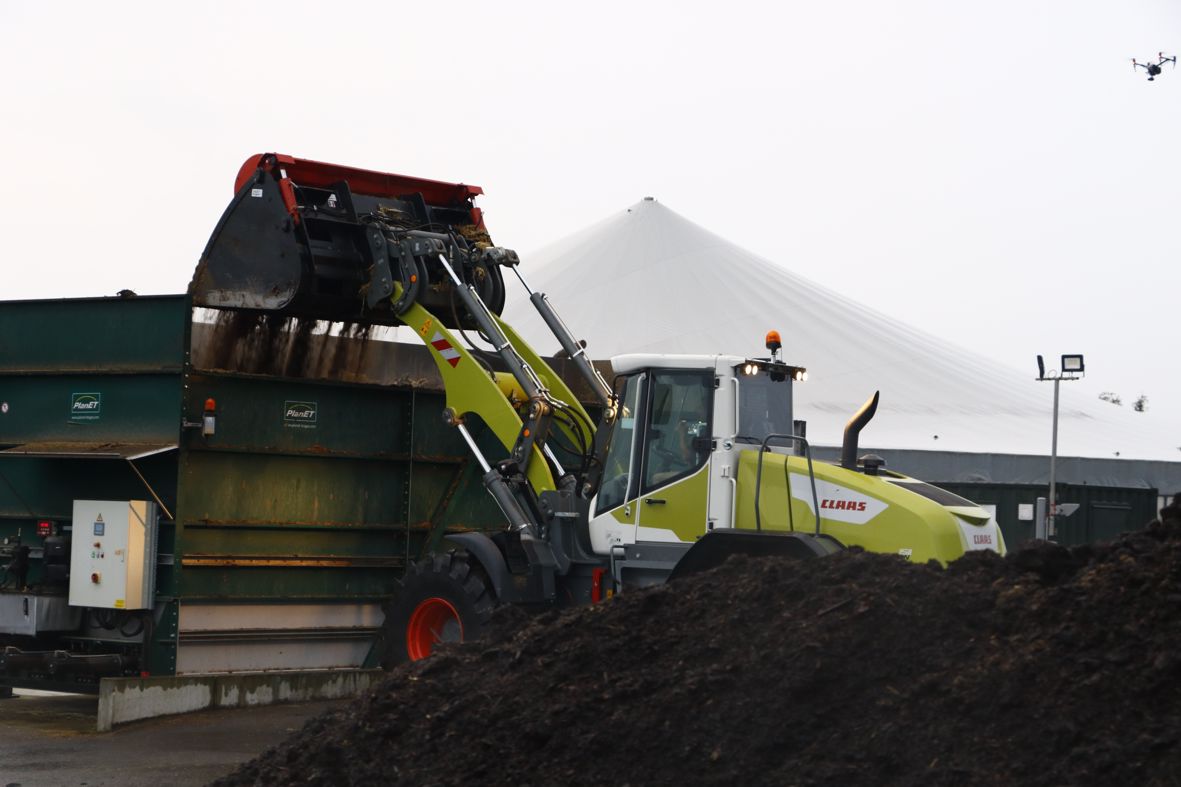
[{"x1": 1061, "y1": 354, "x2": 1085, "y2": 375}]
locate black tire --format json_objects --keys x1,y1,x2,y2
[{"x1": 380, "y1": 551, "x2": 495, "y2": 668}]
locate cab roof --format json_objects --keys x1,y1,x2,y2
[{"x1": 610, "y1": 353, "x2": 745, "y2": 375}]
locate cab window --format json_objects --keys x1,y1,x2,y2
[
  {"x1": 736, "y1": 373, "x2": 793, "y2": 444},
  {"x1": 641, "y1": 371, "x2": 712, "y2": 492}
]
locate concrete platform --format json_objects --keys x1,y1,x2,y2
[
  {"x1": 96, "y1": 668, "x2": 380, "y2": 731},
  {"x1": 0, "y1": 689, "x2": 348, "y2": 786}
]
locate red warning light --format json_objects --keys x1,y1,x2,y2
[{"x1": 36, "y1": 520, "x2": 53, "y2": 537}]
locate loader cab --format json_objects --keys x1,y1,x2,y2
[
  {"x1": 587, "y1": 353, "x2": 807, "y2": 555},
  {"x1": 588, "y1": 356, "x2": 716, "y2": 554}
]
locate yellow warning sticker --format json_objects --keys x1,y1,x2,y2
[
  {"x1": 420, "y1": 318, "x2": 433, "y2": 336},
  {"x1": 114, "y1": 599, "x2": 125, "y2": 609}
]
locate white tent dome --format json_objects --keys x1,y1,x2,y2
[{"x1": 503, "y1": 198, "x2": 1181, "y2": 466}]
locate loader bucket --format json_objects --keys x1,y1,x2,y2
[{"x1": 190, "y1": 153, "x2": 506, "y2": 326}]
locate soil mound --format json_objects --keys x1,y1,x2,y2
[{"x1": 214, "y1": 523, "x2": 1181, "y2": 786}]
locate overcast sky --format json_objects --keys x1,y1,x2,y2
[{"x1": 3, "y1": 1, "x2": 1179, "y2": 423}]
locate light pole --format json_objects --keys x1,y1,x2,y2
[{"x1": 1035, "y1": 354, "x2": 1084, "y2": 540}]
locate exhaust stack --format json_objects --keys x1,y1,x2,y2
[{"x1": 841, "y1": 391, "x2": 880, "y2": 470}]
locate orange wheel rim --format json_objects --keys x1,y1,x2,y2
[{"x1": 406, "y1": 597, "x2": 462, "y2": 661}]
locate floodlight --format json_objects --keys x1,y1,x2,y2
[{"x1": 1036, "y1": 351, "x2": 1086, "y2": 540}]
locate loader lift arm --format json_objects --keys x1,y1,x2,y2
[
  {"x1": 395, "y1": 289, "x2": 565, "y2": 533},
  {"x1": 390, "y1": 247, "x2": 615, "y2": 540}
]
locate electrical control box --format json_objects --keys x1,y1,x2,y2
[{"x1": 68, "y1": 500, "x2": 158, "y2": 610}]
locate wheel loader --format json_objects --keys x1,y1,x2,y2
[{"x1": 192, "y1": 153, "x2": 1005, "y2": 665}]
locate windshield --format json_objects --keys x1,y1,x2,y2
[
  {"x1": 736, "y1": 373, "x2": 793, "y2": 443},
  {"x1": 595, "y1": 373, "x2": 643, "y2": 514}
]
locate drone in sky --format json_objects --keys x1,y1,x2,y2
[{"x1": 1132, "y1": 52, "x2": 1176, "y2": 81}]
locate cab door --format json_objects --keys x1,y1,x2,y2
[
  {"x1": 634, "y1": 370, "x2": 713, "y2": 543},
  {"x1": 587, "y1": 373, "x2": 644, "y2": 554}
]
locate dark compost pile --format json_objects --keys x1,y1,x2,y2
[{"x1": 215, "y1": 522, "x2": 1181, "y2": 787}]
